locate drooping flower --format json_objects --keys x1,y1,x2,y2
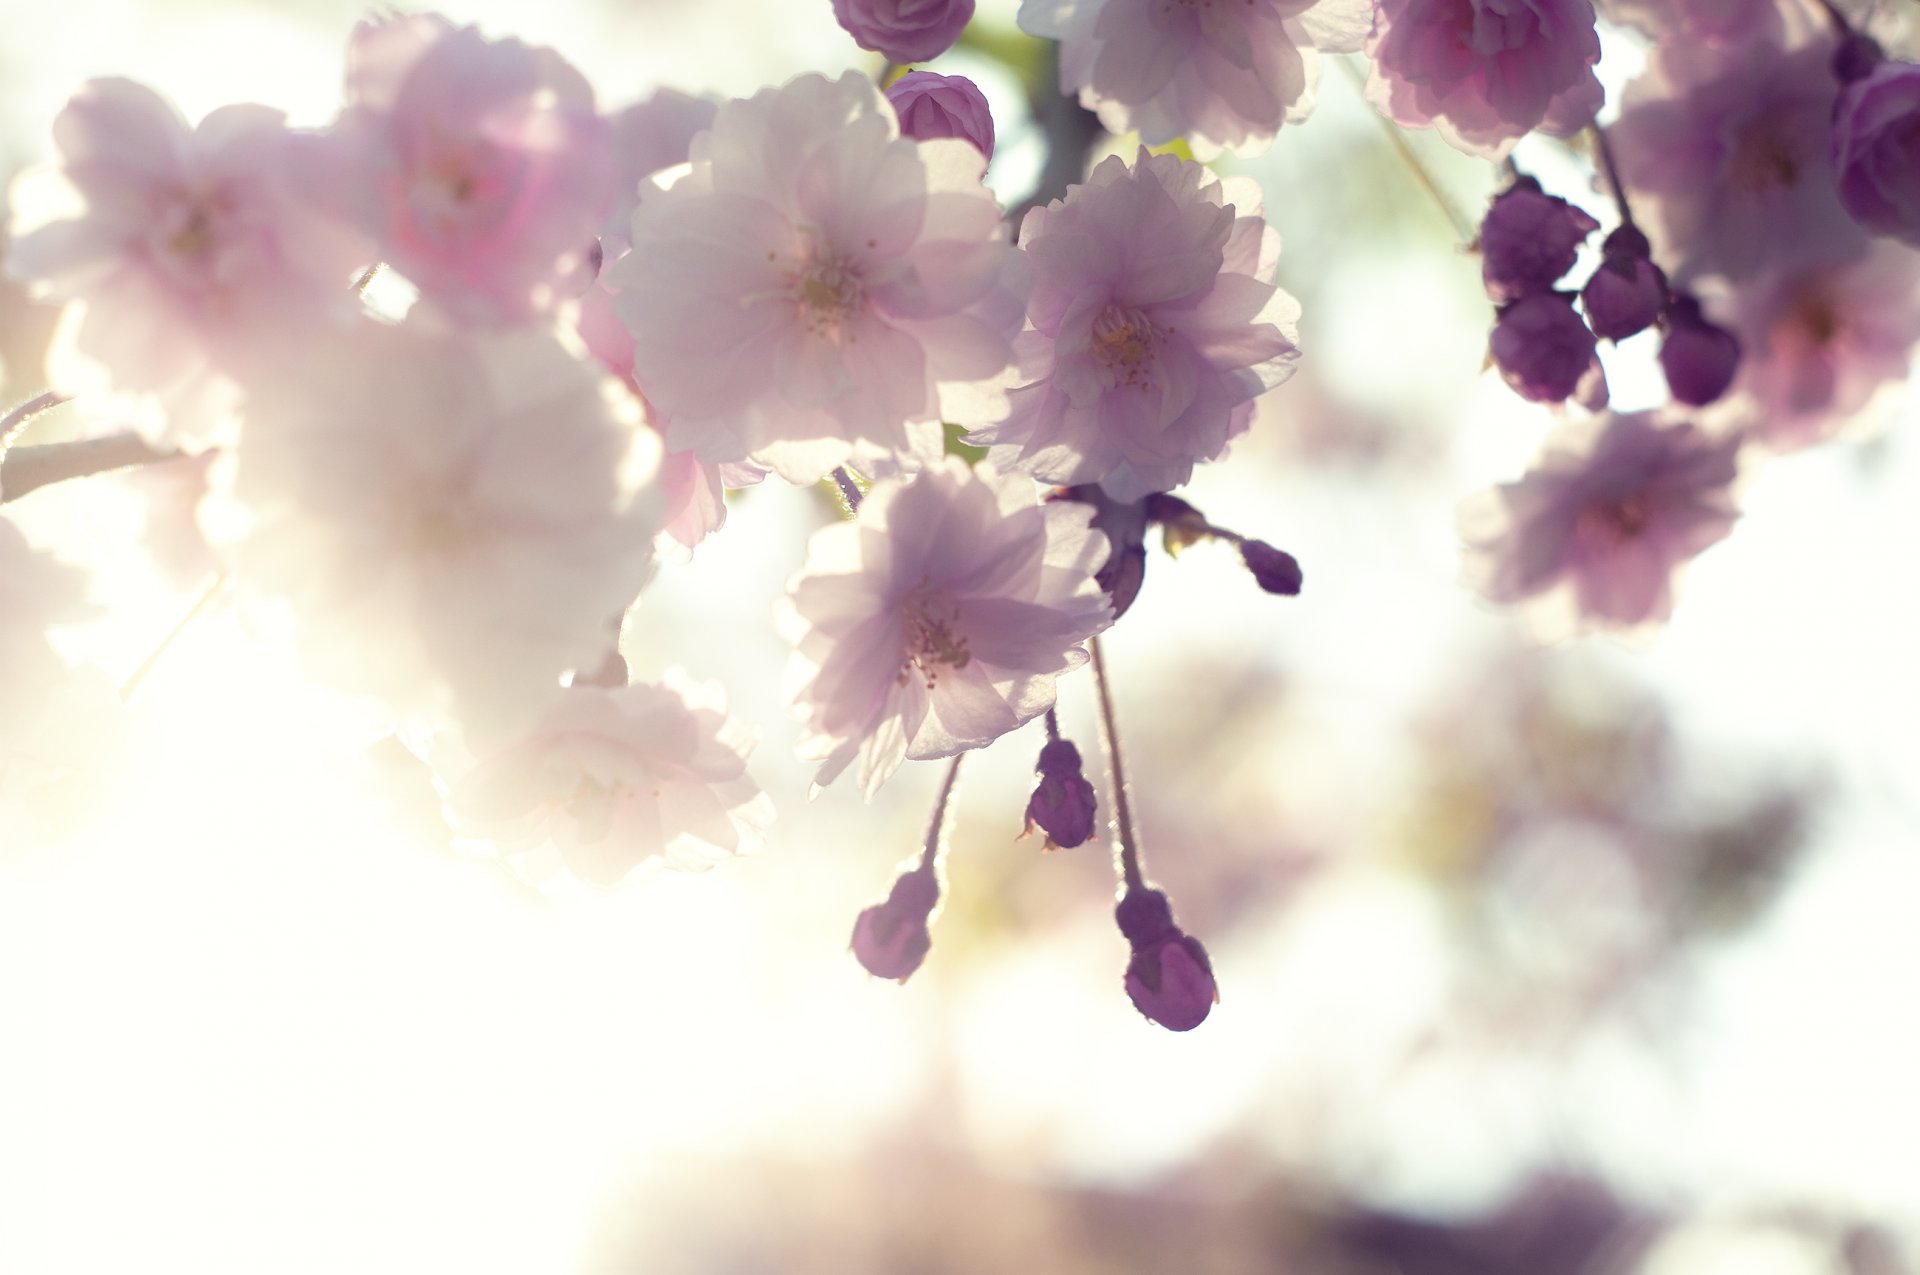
[
  {"x1": 444, "y1": 672, "x2": 773, "y2": 886},
  {"x1": 1463, "y1": 412, "x2": 1741, "y2": 634},
  {"x1": 778, "y1": 459, "x2": 1111, "y2": 797},
  {"x1": 1115, "y1": 885, "x2": 1217, "y2": 1032},
  {"x1": 886, "y1": 71, "x2": 995, "y2": 161},
  {"x1": 1658, "y1": 294, "x2": 1742, "y2": 407},
  {"x1": 214, "y1": 315, "x2": 661, "y2": 742},
  {"x1": 1831, "y1": 54, "x2": 1920, "y2": 247},
  {"x1": 968, "y1": 149, "x2": 1301, "y2": 500},
  {"x1": 5, "y1": 78, "x2": 370, "y2": 447},
  {"x1": 610, "y1": 72, "x2": 1025, "y2": 485},
  {"x1": 1478, "y1": 177, "x2": 1600, "y2": 304},
  {"x1": 1580, "y1": 225, "x2": 1668, "y2": 342},
  {"x1": 1366, "y1": 0, "x2": 1604, "y2": 161},
  {"x1": 301, "y1": 13, "x2": 613, "y2": 327},
  {"x1": 1489, "y1": 292, "x2": 1607, "y2": 409},
  {"x1": 1017, "y1": 0, "x2": 1373, "y2": 159},
  {"x1": 832, "y1": 0, "x2": 975, "y2": 64}
]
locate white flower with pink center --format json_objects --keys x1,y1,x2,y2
[
  {"x1": 6, "y1": 78, "x2": 370, "y2": 447},
  {"x1": 968, "y1": 149, "x2": 1300, "y2": 500},
  {"x1": 778, "y1": 460, "x2": 1111, "y2": 797},
  {"x1": 214, "y1": 316, "x2": 661, "y2": 742},
  {"x1": 444, "y1": 673, "x2": 773, "y2": 887},
  {"x1": 608, "y1": 72, "x2": 1026, "y2": 485},
  {"x1": 304, "y1": 13, "x2": 613, "y2": 327},
  {"x1": 1017, "y1": 0, "x2": 1372, "y2": 159}
]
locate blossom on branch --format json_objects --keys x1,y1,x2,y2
[
  {"x1": 610, "y1": 72, "x2": 1025, "y2": 485},
  {"x1": 778, "y1": 459, "x2": 1111, "y2": 798},
  {"x1": 968, "y1": 149, "x2": 1300, "y2": 500}
]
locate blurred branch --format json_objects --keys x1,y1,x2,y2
[{"x1": 0, "y1": 431, "x2": 177, "y2": 504}]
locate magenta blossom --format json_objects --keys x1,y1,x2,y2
[
  {"x1": 886, "y1": 71, "x2": 994, "y2": 160},
  {"x1": 303, "y1": 14, "x2": 612, "y2": 327},
  {"x1": 969, "y1": 149, "x2": 1300, "y2": 500},
  {"x1": 1832, "y1": 56, "x2": 1920, "y2": 247},
  {"x1": 1479, "y1": 178, "x2": 1600, "y2": 303},
  {"x1": 1018, "y1": 0, "x2": 1373, "y2": 158},
  {"x1": 1365, "y1": 0, "x2": 1603, "y2": 160},
  {"x1": 833, "y1": 0, "x2": 974, "y2": 64},
  {"x1": 1463, "y1": 412, "x2": 1742, "y2": 635},
  {"x1": 778, "y1": 459, "x2": 1111, "y2": 798},
  {"x1": 1490, "y1": 292, "x2": 1606, "y2": 409},
  {"x1": 6, "y1": 79, "x2": 369, "y2": 447}
]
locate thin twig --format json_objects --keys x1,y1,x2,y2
[
  {"x1": 1, "y1": 432, "x2": 177, "y2": 504},
  {"x1": 1089, "y1": 635, "x2": 1144, "y2": 892},
  {"x1": 918, "y1": 753, "x2": 965, "y2": 873},
  {"x1": 119, "y1": 571, "x2": 230, "y2": 702},
  {"x1": 1338, "y1": 56, "x2": 1474, "y2": 244}
]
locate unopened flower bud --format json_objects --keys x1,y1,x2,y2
[
  {"x1": 1115, "y1": 886, "x2": 1216, "y2": 1031},
  {"x1": 1660, "y1": 295, "x2": 1741, "y2": 406},
  {"x1": 1479, "y1": 177, "x2": 1600, "y2": 304},
  {"x1": 1490, "y1": 292, "x2": 1607, "y2": 408},
  {"x1": 1024, "y1": 737, "x2": 1096, "y2": 849},
  {"x1": 851, "y1": 867, "x2": 939, "y2": 982},
  {"x1": 886, "y1": 71, "x2": 995, "y2": 160},
  {"x1": 1834, "y1": 32, "x2": 1884, "y2": 85},
  {"x1": 1239, "y1": 539, "x2": 1302, "y2": 595},
  {"x1": 1581, "y1": 225, "x2": 1667, "y2": 342}
]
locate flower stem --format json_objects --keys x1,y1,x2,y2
[
  {"x1": 119, "y1": 571, "x2": 229, "y2": 702},
  {"x1": 1043, "y1": 704, "x2": 1062, "y2": 743},
  {"x1": 920, "y1": 753, "x2": 964, "y2": 873},
  {"x1": 1, "y1": 431, "x2": 176, "y2": 504},
  {"x1": 0, "y1": 391, "x2": 69, "y2": 450},
  {"x1": 1089, "y1": 635, "x2": 1145, "y2": 893},
  {"x1": 1339, "y1": 56, "x2": 1472, "y2": 244},
  {"x1": 1589, "y1": 123, "x2": 1638, "y2": 230}
]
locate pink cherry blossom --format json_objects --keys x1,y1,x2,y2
[
  {"x1": 833, "y1": 0, "x2": 975, "y2": 64},
  {"x1": 778, "y1": 459, "x2": 1111, "y2": 798},
  {"x1": 967, "y1": 149, "x2": 1300, "y2": 500},
  {"x1": 609, "y1": 72, "x2": 1025, "y2": 485},
  {"x1": 1610, "y1": 30, "x2": 1867, "y2": 285},
  {"x1": 213, "y1": 316, "x2": 662, "y2": 742},
  {"x1": 5, "y1": 78, "x2": 370, "y2": 447},
  {"x1": 1721, "y1": 242, "x2": 1920, "y2": 451},
  {"x1": 444, "y1": 672, "x2": 773, "y2": 886},
  {"x1": 886, "y1": 71, "x2": 995, "y2": 160},
  {"x1": 1019, "y1": 0, "x2": 1373, "y2": 158},
  {"x1": 1463, "y1": 412, "x2": 1742, "y2": 635},
  {"x1": 302, "y1": 13, "x2": 613, "y2": 327},
  {"x1": 1365, "y1": 0, "x2": 1603, "y2": 161},
  {"x1": 1832, "y1": 55, "x2": 1920, "y2": 247}
]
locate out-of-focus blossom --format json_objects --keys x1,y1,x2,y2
[
  {"x1": 886, "y1": 71, "x2": 994, "y2": 160},
  {"x1": 1490, "y1": 292, "x2": 1606, "y2": 409},
  {"x1": 1658, "y1": 294, "x2": 1742, "y2": 406},
  {"x1": 1722, "y1": 242, "x2": 1920, "y2": 450},
  {"x1": 303, "y1": 14, "x2": 612, "y2": 327},
  {"x1": 605, "y1": 90, "x2": 720, "y2": 245},
  {"x1": 850, "y1": 866, "x2": 939, "y2": 980},
  {"x1": 1023, "y1": 736, "x2": 1096, "y2": 849},
  {"x1": 611, "y1": 72, "x2": 1024, "y2": 485},
  {"x1": 1116, "y1": 885, "x2": 1216, "y2": 1032},
  {"x1": 5, "y1": 78, "x2": 369, "y2": 447},
  {"x1": 1479, "y1": 177, "x2": 1600, "y2": 304},
  {"x1": 1610, "y1": 32, "x2": 1866, "y2": 284},
  {"x1": 778, "y1": 459, "x2": 1111, "y2": 798},
  {"x1": 1365, "y1": 0, "x2": 1603, "y2": 161},
  {"x1": 1463, "y1": 412, "x2": 1741, "y2": 633},
  {"x1": 214, "y1": 316, "x2": 661, "y2": 742},
  {"x1": 1017, "y1": 0, "x2": 1373, "y2": 158},
  {"x1": 969, "y1": 149, "x2": 1300, "y2": 500},
  {"x1": 1831, "y1": 55, "x2": 1920, "y2": 247},
  {"x1": 1593, "y1": 0, "x2": 1788, "y2": 44},
  {"x1": 445, "y1": 672, "x2": 772, "y2": 886},
  {"x1": 1581, "y1": 226, "x2": 1668, "y2": 342},
  {"x1": 832, "y1": 0, "x2": 974, "y2": 64}
]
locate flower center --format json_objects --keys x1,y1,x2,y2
[
  {"x1": 793, "y1": 253, "x2": 865, "y2": 342},
  {"x1": 1728, "y1": 112, "x2": 1802, "y2": 192},
  {"x1": 1092, "y1": 305, "x2": 1158, "y2": 389},
  {"x1": 898, "y1": 587, "x2": 970, "y2": 688},
  {"x1": 1575, "y1": 494, "x2": 1649, "y2": 552}
]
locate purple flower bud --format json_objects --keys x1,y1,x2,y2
[
  {"x1": 1490, "y1": 292, "x2": 1607, "y2": 408},
  {"x1": 1239, "y1": 540, "x2": 1302, "y2": 595},
  {"x1": 1479, "y1": 177, "x2": 1600, "y2": 304},
  {"x1": 1832, "y1": 55, "x2": 1920, "y2": 245},
  {"x1": 1834, "y1": 33, "x2": 1885, "y2": 85},
  {"x1": 1580, "y1": 225, "x2": 1668, "y2": 342},
  {"x1": 885, "y1": 71, "x2": 994, "y2": 160},
  {"x1": 1124, "y1": 932, "x2": 1218, "y2": 1032},
  {"x1": 1115, "y1": 885, "x2": 1177, "y2": 947},
  {"x1": 1660, "y1": 295, "x2": 1742, "y2": 407},
  {"x1": 1024, "y1": 738, "x2": 1096, "y2": 849},
  {"x1": 831, "y1": 0, "x2": 975, "y2": 65},
  {"x1": 850, "y1": 867, "x2": 939, "y2": 982}
]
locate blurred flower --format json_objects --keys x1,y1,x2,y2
[
  {"x1": 832, "y1": 0, "x2": 974, "y2": 64},
  {"x1": 850, "y1": 866, "x2": 939, "y2": 981},
  {"x1": 885, "y1": 71, "x2": 994, "y2": 160},
  {"x1": 1831, "y1": 54, "x2": 1920, "y2": 247},
  {"x1": 1489, "y1": 292, "x2": 1606, "y2": 408},
  {"x1": 1478, "y1": 177, "x2": 1600, "y2": 304},
  {"x1": 1658, "y1": 294, "x2": 1742, "y2": 406}
]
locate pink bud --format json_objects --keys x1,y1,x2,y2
[
  {"x1": 831, "y1": 0, "x2": 975, "y2": 65},
  {"x1": 850, "y1": 868, "x2": 939, "y2": 981},
  {"x1": 1660, "y1": 295, "x2": 1741, "y2": 407},
  {"x1": 1123, "y1": 933, "x2": 1218, "y2": 1032},
  {"x1": 886, "y1": 70, "x2": 994, "y2": 160}
]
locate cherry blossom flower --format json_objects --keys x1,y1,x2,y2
[
  {"x1": 1610, "y1": 30, "x2": 1867, "y2": 285},
  {"x1": 886, "y1": 71, "x2": 994, "y2": 160},
  {"x1": 302, "y1": 13, "x2": 612, "y2": 327},
  {"x1": 967, "y1": 149, "x2": 1300, "y2": 500},
  {"x1": 1018, "y1": 0, "x2": 1372, "y2": 158},
  {"x1": 213, "y1": 316, "x2": 661, "y2": 742},
  {"x1": 832, "y1": 0, "x2": 975, "y2": 64},
  {"x1": 610, "y1": 72, "x2": 1025, "y2": 484},
  {"x1": 1366, "y1": 0, "x2": 1604, "y2": 161},
  {"x1": 1831, "y1": 54, "x2": 1920, "y2": 247},
  {"x1": 778, "y1": 459, "x2": 1111, "y2": 797},
  {"x1": 1463, "y1": 412, "x2": 1741, "y2": 634},
  {"x1": 1490, "y1": 293, "x2": 1606, "y2": 408},
  {"x1": 1478, "y1": 178, "x2": 1599, "y2": 304},
  {"x1": 444, "y1": 672, "x2": 773, "y2": 886},
  {"x1": 5, "y1": 78, "x2": 369, "y2": 447}
]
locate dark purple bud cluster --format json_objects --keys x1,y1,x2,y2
[
  {"x1": 1581, "y1": 225, "x2": 1666, "y2": 342},
  {"x1": 1478, "y1": 177, "x2": 1608, "y2": 409},
  {"x1": 1115, "y1": 885, "x2": 1218, "y2": 1032},
  {"x1": 1024, "y1": 736, "x2": 1097, "y2": 849}
]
